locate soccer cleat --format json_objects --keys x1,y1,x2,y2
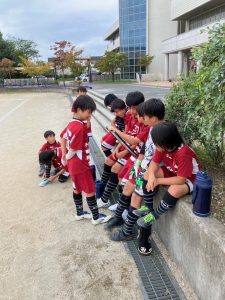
[
  {"x1": 91, "y1": 213, "x2": 112, "y2": 225},
  {"x1": 108, "y1": 203, "x2": 118, "y2": 211},
  {"x1": 39, "y1": 178, "x2": 50, "y2": 187},
  {"x1": 133, "y1": 205, "x2": 150, "y2": 217},
  {"x1": 58, "y1": 174, "x2": 69, "y2": 183},
  {"x1": 104, "y1": 217, "x2": 124, "y2": 231},
  {"x1": 75, "y1": 211, "x2": 92, "y2": 221},
  {"x1": 138, "y1": 244, "x2": 152, "y2": 256},
  {"x1": 110, "y1": 229, "x2": 133, "y2": 241},
  {"x1": 137, "y1": 212, "x2": 156, "y2": 228},
  {"x1": 97, "y1": 198, "x2": 111, "y2": 208}
]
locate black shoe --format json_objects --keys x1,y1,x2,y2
[
  {"x1": 58, "y1": 174, "x2": 69, "y2": 183},
  {"x1": 137, "y1": 226, "x2": 152, "y2": 256},
  {"x1": 110, "y1": 229, "x2": 133, "y2": 241},
  {"x1": 104, "y1": 217, "x2": 124, "y2": 232},
  {"x1": 138, "y1": 243, "x2": 152, "y2": 256}
]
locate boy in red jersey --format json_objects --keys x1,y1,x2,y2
[
  {"x1": 61, "y1": 95, "x2": 111, "y2": 225},
  {"x1": 136, "y1": 122, "x2": 200, "y2": 228},
  {"x1": 38, "y1": 130, "x2": 61, "y2": 176},
  {"x1": 101, "y1": 97, "x2": 128, "y2": 157},
  {"x1": 97, "y1": 91, "x2": 146, "y2": 209},
  {"x1": 39, "y1": 148, "x2": 69, "y2": 186}
]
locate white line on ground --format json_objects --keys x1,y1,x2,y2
[{"x1": 0, "y1": 99, "x2": 29, "y2": 124}]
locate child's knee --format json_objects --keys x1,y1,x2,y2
[
  {"x1": 168, "y1": 184, "x2": 188, "y2": 198},
  {"x1": 111, "y1": 163, "x2": 122, "y2": 173},
  {"x1": 105, "y1": 157, "x2": 115, "y2": 166},
  {"x1": 131, "y1": 193, "x2": 142, "y2": 208},
  {"x1": 163, "y1": 191, "x2": 178, "y2": 208},
  {"x1": 123, "y1": 181, "x2": 135, "y2": 195}
]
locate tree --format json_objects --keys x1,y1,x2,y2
[
  {"x1": 19, "y1": 58, "x2": 51, "y2": 85},
  {"x1": 64, "y1": 49, "x2": 84, "y2": 78},
  {"x1": 50, "y1": 40, "x2": 82, "y2": 85},
  {"x1": 0, "y1": 58, "x2": 15, "y2": 79},
  {"x1": 8, "y1": 37, "x2": 39, "y2": 61},
  {"x1": 0, "y1": 32, "x2": 17, "y2": 62},
  {"x1": 95, "y1": 51, "x2": 127, "y2": 81},
  {"x1": 166, "y1": 23, "x2": 225, "y2": 164},
  {"x1": 138, "y1": 54, "x2": 154, "y2": 73}
]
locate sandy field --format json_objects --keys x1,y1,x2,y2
[{"x1": 0, "y1": 92, "x2": 143, "y2": 300}]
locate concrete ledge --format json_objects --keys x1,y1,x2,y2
[{"x1": 154, "y1": 189, "x2": 225, "y2": 300}]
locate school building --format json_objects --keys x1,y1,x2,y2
[{"x1": 104, "y1": 0, "x2": 225, "y2": 81}]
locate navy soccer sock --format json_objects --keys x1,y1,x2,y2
[
  {"x1": 101, "y1": 164, "x2": 112, "y2": 186},
  {"x1": 122, "y1": 206, "x2": 138, "y2": 236},
  {"x1": 73, "y1": 192, "x2": 83, "y2": 216},
  {"x1": 115, "y1": 194, "x2": 131, "y2": 220},
  {"x1": 101, "y1": 172, "x2": 119, "y2": 203},
  {"x1": 153, "y1": 191, "x2": 178, "y2": 219},
  {"x1": 86, "y1": 195, "x2": 99, "y2": 220}
]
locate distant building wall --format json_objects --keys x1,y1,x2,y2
[{"x1": 147, "y1": 0, "x2": 178, "y2": 80}]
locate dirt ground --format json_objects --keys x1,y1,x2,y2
[
  {"x1": 205, "y1": 166, "x2": 225, "y2": 226},
  {"x1": 0, "y1": 92, "x2": 143, "y2": 300}
]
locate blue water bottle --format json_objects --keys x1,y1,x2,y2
[
  {"x1": 192, "y1": 171, "x2": 213, "y2": 217},
  {"x1": 95, "y1": 180, "x2": 105, "y2": 199}
]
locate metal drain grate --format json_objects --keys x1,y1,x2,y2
[{"x1": 89, "y1": 136, "x2": 187, "y2": 300}]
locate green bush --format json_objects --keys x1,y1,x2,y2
[{"x1": 166, "y1": 24, "x2": 225, "y2": 164}]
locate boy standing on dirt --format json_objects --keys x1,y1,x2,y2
[{"x1": 60, "y1": 95, "x2": 111, "y2": 225}]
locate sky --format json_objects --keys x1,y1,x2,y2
[{"x1": 0, "y1": 0, "x2": 118, "y2": 60}]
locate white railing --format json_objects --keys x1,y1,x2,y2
[{"x1": 162, "y1": 19, "x2": 225, "y2": 53}]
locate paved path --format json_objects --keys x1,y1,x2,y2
[
  {"x1": 0, "y1": 92, "x2": 142, "y2": 300},
  {"x1": 89, "y1": 83, "x2": 170, "y2": 102}
]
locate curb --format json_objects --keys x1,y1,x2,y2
[{"x1": 154, "y1": 189, "x2": 225, "y2": 300}]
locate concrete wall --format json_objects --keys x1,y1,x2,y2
[
  {"x1": 146, "y1": 0, "x2": 178, "y2": 80},
  {"x1": 154, "y1": 188, "x2": 225, "y2": 300},
  {"x1": 171, "y1": 0, "x2": 212, "y2": 20}
]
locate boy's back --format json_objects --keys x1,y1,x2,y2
[{"x1": 61, "y1": 119, "x2": 90, "y2": 175}]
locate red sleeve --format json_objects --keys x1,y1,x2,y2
[
  {"x1": 177, "y1": 154, "x2": 194, "y2": 178},
  {"x1": 152, "y1": 149, "x2": 163, "y2": 164},
  {"x1": 60, "y1": 127, "x2": 67, "y2": 139},
  {"x1": 124, "y1": 111, "x2": 131, "y2": 125},
  {"x1": 136, "y1": 126, "x2": 150, "y2": 143},
  {"x1": 56, "y1": 141, "x2": 61, "y2": 147},
  {"x1": 69, "y1": 124, "x2": 84, "y2": 151},
  {"x1": 39, "y1": 143, "x2": 48, "y2": 152}
]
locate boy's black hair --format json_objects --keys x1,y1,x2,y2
[
  {"x1": 142, "y1": 98, "x2": 165, "y2": 120},
  {"x1": 151, "y1": 122, "x2": 184, "y2": 151},
  {"x1": 110, "y1": 98, "x2": 126, "y2": 112},
  {"x1": 72, "y1": 95, "x2": 96, "y2": 113},
  {"x1": 77, "y1": 86, "x2": 87, "y2": 93},
  {"x1": 44, "y1": 130, "x2": 55, "y2": 138},
  {"x1": 125, "y1": 91, "x2": 145, "y2": 107},
  {"x1": 104, "y1": 93, "x2": 118, "y2": 107},
  {"x1": 39, "y1": 150, "x2": 55, "y2": 164},
  {"x1": 136, "y1": 102, "x2": 145, "y2": 117}
]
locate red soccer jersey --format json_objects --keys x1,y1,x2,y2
[
  {"x1": 52, "y1": 147, "x2": 64, "y2": 169},
  {"x1": 60, "y1": 119, "x2": 90, "y2": 176},
  {"x1": 125, "y1": 115, "x2": 143, "y2": 137},
  {"x1": 152, "y1": 144, "x2": 200, "y2": 183},
  {"x1": 39, "y1": 141, "x2": 61, "y2": 152}
]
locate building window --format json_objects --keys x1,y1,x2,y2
[
  {"x1": 189, "y1": 4, "x2": 225, "y2": 30},
  {"x1": 119, "y1": 0, "x2": 146, "y2": 80}
]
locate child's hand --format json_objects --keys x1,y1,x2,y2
[
  {"x1": 61, "y1": 155, "x2": 67, "y2": 166},
  {"x1": 109, "y1": 125, "x2": 117, "y2": 132},
  {"x1": 48, "y1": 176, "x2": 55, "y2": 182},
  {"x1": 146, "y1": 173, "x2": 157, "y2": 191},
  {"x1": 111, "y1": 150, "x2": 117, "y2": 160}
]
